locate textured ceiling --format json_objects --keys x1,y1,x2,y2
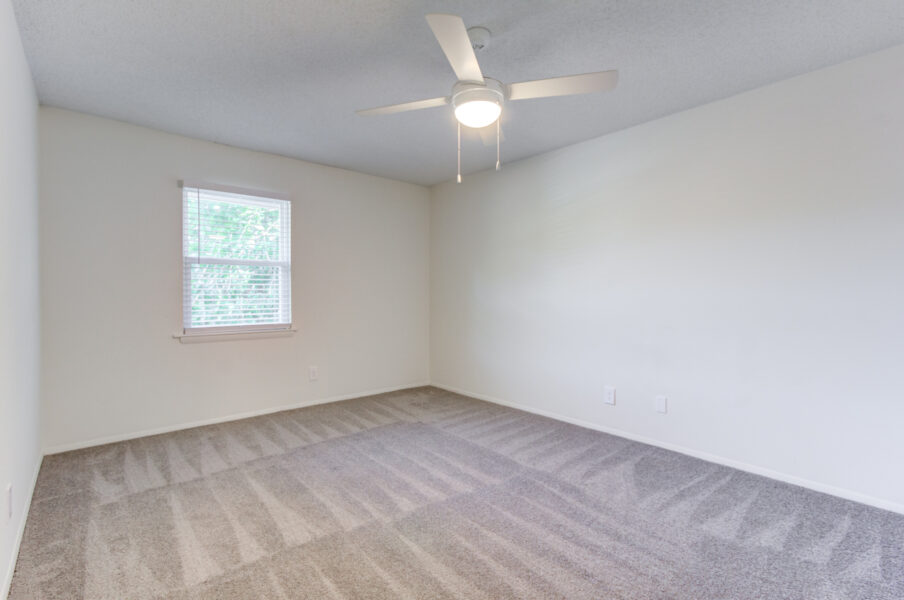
[{"x1": 12, "y1": 1, "x2": 904, "y2": 186}]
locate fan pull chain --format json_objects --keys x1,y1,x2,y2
[
  {"x1": 457, "y1": 121, "x2": 462, "y2": 183},
  {"x1": 496, "y1": 119, "x2": 501, "y2": 171}
]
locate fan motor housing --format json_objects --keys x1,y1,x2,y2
[{"x1": 451, "y1": 78, "x2": 505, "y2": 110}]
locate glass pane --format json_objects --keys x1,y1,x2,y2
[
  {"x1": 184, "y1": 195, "x2": 283, "y2": 261},
  {"x1": 189, "y1": 263, "x2": 285, "y2": 327}
]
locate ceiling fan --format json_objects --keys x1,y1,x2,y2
[{"x1": 356, "y1": 13, "x2": 618, "y2": 181}]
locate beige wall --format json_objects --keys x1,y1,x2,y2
[
  {"x1": 431, "y1": 45, "x2": 904, "y2": 512},
  {"x1": 39, "y1": 107, "x2": 430, "y2": 451},
  {"x1": 0, "y1": 0, "x2": 41, "y2": 595}
]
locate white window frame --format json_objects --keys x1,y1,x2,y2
[{"x1": 180, "y1": 181, "x2": 292, "y2": 337}]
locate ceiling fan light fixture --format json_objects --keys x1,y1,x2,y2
[
  {"x1": 454, "y1": 100, "x2": 501, "y2": 128},
  {"x1": 451, "y1": 79, "x2": 504, "y2": 128}
]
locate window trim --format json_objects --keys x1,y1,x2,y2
[
  {"x1": 172, "y1": 326, "x2": 297, "y2": 343},
  {"x1": 179, "y1": 180, "x2": 290, "y2": 202},
  {"x1": 178, "y1": 180, "x2": 293, "y2": 339}
]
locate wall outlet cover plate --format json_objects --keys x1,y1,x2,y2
[{"x1": 655, "y1": 395, "x2": 668, "y2": 413}]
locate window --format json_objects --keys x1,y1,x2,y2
[{"x1": 182, "y1": 183, "x2": 291, "y2": 334}]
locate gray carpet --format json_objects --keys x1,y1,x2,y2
[{"x1": 9, "y1": 387, "x2": 904, "y2": 599}]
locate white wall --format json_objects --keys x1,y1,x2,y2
[
  {"x1": 0, "y1": 0, "x2": 41, "y2": 596},
  {"x1": 431, "y1": 45, "x2": 904, "y2": 512},
  {"x1": 40, "y1": 107, "x2": 430, "y2": 451}
]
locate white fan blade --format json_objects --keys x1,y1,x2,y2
[
  {"x1": 478, "y1": 124, "x2": 504, "y2": 146},
  {"x1": 356, "y1": 96, "x2": 449, "y2": 116},
  {"x1": 425, "y1": 14, "x2": 484, "y2": 83},
  {"x1": 507, "y1": 70, "x2": 618, "y2": 101}
]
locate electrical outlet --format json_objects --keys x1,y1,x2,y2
[
  {"x1": 6, "y1": 484, "x2": 11, "y2": 522},
  {"x1": 655, "y1": 395, "x2": 668, "y2": 414},
  {"x1": 308, "y1": 366, "x2": 319, "y2": 381},
  {"x1": 604, "y1": 386, "x2": 616, "y2": 405}
]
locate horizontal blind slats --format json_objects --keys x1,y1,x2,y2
[{"x1": 183, "y1": 186, "x2": 291, "y2": 330}]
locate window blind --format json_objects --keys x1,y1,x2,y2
[{"x1": 182, "y1": 184, "x2": 291, "y2": 332}]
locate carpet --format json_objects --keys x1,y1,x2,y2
[{"x1": 9, "y1": 386, "x2": 904, "y2": 599}]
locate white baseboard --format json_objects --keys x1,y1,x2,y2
[
  {"x1": 2, "y1": 456, "x2": 41, "y2": 600},
  {"x1": 431, "y1": 382, "x2": 904, "y2": 516},
  {"x1": 43, "y1": 382, "x2": 431, "y2": 455}
]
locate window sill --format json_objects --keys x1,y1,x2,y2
[{"x1": 173, "y1": 327, "x2": 297, "y2": 344}]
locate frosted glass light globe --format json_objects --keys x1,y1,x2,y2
[{"x1": 454, "y1": 100, "x2": 502, "y2": 128}]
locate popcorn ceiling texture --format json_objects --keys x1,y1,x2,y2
[
  {"x1": 9, "y1": 387, "x2": 904, "y2": 598},
  {"x1": 11, "y1": 0, "x2": 904, "y2": 185}
]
